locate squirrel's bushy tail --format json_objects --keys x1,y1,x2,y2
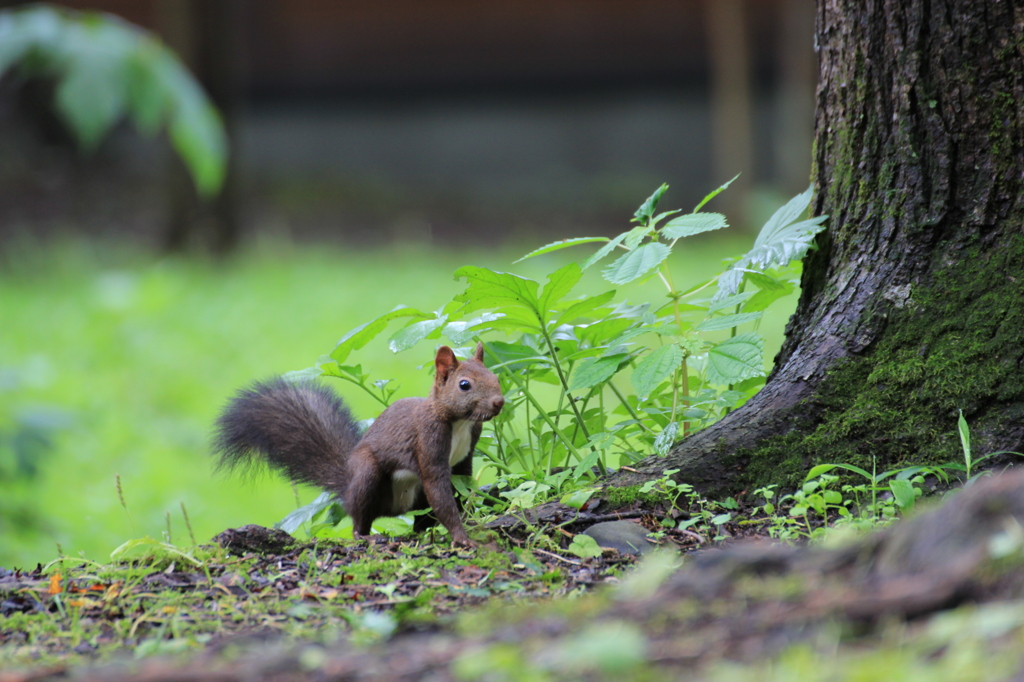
[{"x1": 213, "y1": 378, "x2": 360, "y2": 494}]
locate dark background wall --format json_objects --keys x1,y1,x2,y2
[{"x1": 0, "y1": 0, "x2": 816, "y2": 248}]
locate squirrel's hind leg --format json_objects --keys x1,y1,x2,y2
[{"x1": 343, "y1": 448, "x2": 388, "y2": 537}]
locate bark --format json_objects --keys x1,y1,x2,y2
[{"x1": 612, "y1": 0, "x2": 1024, "y2": 496}]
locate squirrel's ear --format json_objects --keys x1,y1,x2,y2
[
  {"x1": 435, "y1": 345, "x2": 458, "y2": 382},
  {"x1": 474, "y1": 342, "x2": 485, "y2": 363}
]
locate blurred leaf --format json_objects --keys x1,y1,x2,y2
[
  {"x1": 0, "y1": 5, "x2": 228, "y2": 195},
  {"x1": 602, "y1": 243, "x2": 671, "y2": 285},
  {"x1": 515, "y1": 237, "x2": 609, "y2": 263},
  {"x1": 54, "y1": 26, "x2": 129, "y2": 148},
  {"x1": 706, "y1": 333, "x2": 765, "y2": 386},
  {"x1": 660, "y1": 213, "x2": 728, "y2": 240},
  {"x1": 631, "y1": 344, "x2": 683, "y2": 399}
]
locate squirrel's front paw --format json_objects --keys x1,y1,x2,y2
[{"x1": 452, "y1": 536, "x2": 476, "y2": 549}]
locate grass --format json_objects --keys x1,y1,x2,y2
[{"x1": 0, "y1": 234, "x2": 796, "y2": 569}]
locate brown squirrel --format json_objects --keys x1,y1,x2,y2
[{"x1": 213, "y1": 343, "x2": 504, "y2": 548}]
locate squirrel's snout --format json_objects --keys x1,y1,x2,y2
[{"x1": 492, "y1": 396, "x2": 505, "y2": 413}]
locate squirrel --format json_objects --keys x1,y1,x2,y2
[{"x1": 213, "y1": 343, "x2": 504, "y2": 548}]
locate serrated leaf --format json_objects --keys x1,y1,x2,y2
[
  {"x1": 705, "y1": 333, "x2": 765, "y2": 385},
  {"x1": 454, "y1": 266, "x2": 540, "y2": 315},
  {"x1": 602, "y1": 242, "x2": 671, "y2": 285},
  {"x1": 515, "y1": 237, "x2": 610, "y2": 263},
  {"x1": 331, "y1": 306, "x2": 432, "y2": 363},
  {"x1": 660, "y1": 212, "x2": 728, "y2": 240},
  {"x1": 538, "y1": 262, "x2": 582, "y2": 322},
  {"x1": 693, "y1": 174, "x2": 739, "y2": 213},
  {"x1": 582, "y1": 232, "x2": 628, "y2": 270},
  {"x1": 556, "y1": 290, "x2": 617, "y2": 326},
  {"x1": 569, "y1": 354, "x2": 628, "y2": 391},
  {"x1": 388, "y1": 315, "x2": 447, "y2": 353},
  {"x1": 745, "y1": 185, "x2": 828, "y2": 269},
  {"x1": 747, "y1": 217, "x2": 828, "y2": 269},
  {"x1": 631, "y1": 344, "x2": 684, "y2": 399},
  {"x1": 694, "y1": 311, "x2": 763, "y2": 332},
  {"x1": 633, "y1": 183, "x2": 668, "y2": 225}
]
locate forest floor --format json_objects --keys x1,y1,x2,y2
[{"x1": 4, "y1": 471, "x2": 1024, "y2": 681}]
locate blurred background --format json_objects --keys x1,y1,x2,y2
[{"x1": 0, "y1": 0, "x2": 816, "y2": 567}]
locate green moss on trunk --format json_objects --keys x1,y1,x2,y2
[{"x1": 736, "y1": 231, "x2": 1024, "y2": 493}]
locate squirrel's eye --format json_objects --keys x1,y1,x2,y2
[{"x1": 459, "y1": 379, "x2": 471, "y2": 391}]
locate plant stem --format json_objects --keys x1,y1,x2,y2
[
  {"x1": 539, "y1": 327, "x2": 591, "y2": 441},
  {"x1": 333, "y1": 375, "x2": 391, "y2": 408},
  {"x1": 502, "y1": 369, "x2": 588, "y2": 466},
  {"x1": 608, "y1": 382, "x2": 657, "y2": 436},
  {"x1": 659, "y1": 261, "x2": 691, "y2": 436}
]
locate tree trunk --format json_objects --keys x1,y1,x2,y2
[{"x1": 612, "y1": 0, "x2": 1024, "y2": 497}]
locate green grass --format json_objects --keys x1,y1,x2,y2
[{"x1": 0, "y1": 234, "x2": 797, "y2": 568}]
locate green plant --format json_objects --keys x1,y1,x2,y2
[
  {"x1": 305, "y1": 183, "x2": 821, "y2": 472},
  {"x1": 275, "y1": 182, "x2": 825, "y2": 535},
  {"x1": 0, "y1": 4, "x2": 227, "y2": 194},
  {"x1": 944, "y1": 410, "x2": 1024, "y2": 484}
]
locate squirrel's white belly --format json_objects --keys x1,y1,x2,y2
[
  {"x1": 449, "y1": 419, "x2": 473, "y2": 466},
  {"x1": 390, "y1": 421, "x2": 473, "y2": 514},
  {"x1": 391, "y1": 469, "x2": 421, "y2": 514}
]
